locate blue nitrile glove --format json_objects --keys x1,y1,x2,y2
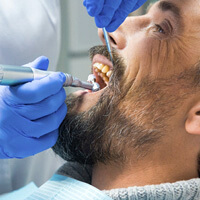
[
  {"x1": 0, "y1": 56, "x2": 67, "y2": 159},
  {"x1": 83, "y1": 0, "x2": 147, "y2": 32}
]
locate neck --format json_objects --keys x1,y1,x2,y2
[{"x1": 92, "y1": 143, "x2": 199, "y2": 190}]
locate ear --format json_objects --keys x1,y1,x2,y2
[{"x1": 185, "y1": 101, "x2": 200, "y2": 135}]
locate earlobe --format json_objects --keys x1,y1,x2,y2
[{"x1": 185, "y1": 103, "x2": 200, "y2": 135}]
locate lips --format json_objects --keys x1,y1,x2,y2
[{"x1": 91, "y1": 54, "x2": 113, "y2": 90}]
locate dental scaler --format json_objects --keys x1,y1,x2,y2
[
  {"x1": 0, "y1": 65, "x2": 100, "y2": 92},
  {"x1": 103, "y1": 27, "x2": 114, "y2": 64}
]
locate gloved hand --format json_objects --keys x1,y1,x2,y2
[
  {"x1": 83, "y1": 0, "x2": 147, "y2": 32},
  {"x1": 0, "y1": 56, "x2": 67, "y2": 159}
]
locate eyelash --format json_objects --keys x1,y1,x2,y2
[{"x1": 155, "y1": 24, "x2": 165, "y2": 34}]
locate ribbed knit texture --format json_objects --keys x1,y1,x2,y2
[
  {"x1": 103, "y1": 178, "x2": 200, "y2": 200},
  {"x1": 57, "y1": 162, "x2": 200, "y2": 200}
]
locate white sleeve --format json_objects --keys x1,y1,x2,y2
[{"x1": 0, "y1": 0, "x2": 61, "y2": 70}]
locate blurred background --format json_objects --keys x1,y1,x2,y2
[{"x1": 57, "y1": 0, "x2": 157, "y2": 93}]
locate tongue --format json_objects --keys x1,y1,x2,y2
[{"x1": 93, "y1": 70, "x2": 107, "y2": 89}]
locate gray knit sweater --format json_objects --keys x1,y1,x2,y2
[{"x1": 57, "y1": 162, "x2": 200, "y2": 200}]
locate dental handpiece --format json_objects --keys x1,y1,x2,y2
[{"x1": 0, "y1": 64, "x2": 100, "y2": 92}]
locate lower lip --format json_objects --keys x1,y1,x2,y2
[
  {"x1": 73, "y1": 90, "x2": 90, "y2": 96},
  {"x1": 74, "y1": 85, "x2": 106, "y2": 98}
]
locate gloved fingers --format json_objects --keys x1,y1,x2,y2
[
  {"x1": 131, "y1": 0, "x2": 147, "y2": 12},
  {"x1": 24, "y1": 56, "x2": 49, "y2": 71},
  {"x1": 105, "y1": 0, "x2": 138, "y2": 32},
  {"x1": 95, "y1": 0, "x2": 122, "y2": 28},
  {"x1": 0, "y1": 146, "x2": 9, "y2": 159},
  {"x1": 3, "y1": 130, "x2": 59, "y2": 158},
  {"x1": 83, "y1": 0, "x2": 105, "y2": 17},
  {"x1": 14, "y1": 88, "x2": 66, "y2": 120},
  {"x1": 21, "y1": 102, "x2": 67, "y2": 138},
  {"x1": 7, "y1": 72, "x2": 66, "y2": 104}
]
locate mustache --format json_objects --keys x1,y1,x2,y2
[
  {"x1": 89, "y1": 45, "x2": 125, "y2": 70},
  {"x1": 89, "y1": 45, "x2": 112, "y2": 62}
]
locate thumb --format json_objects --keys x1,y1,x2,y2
[{"x1": 23, "y1": 56, "x2": 49, "y2": 71}]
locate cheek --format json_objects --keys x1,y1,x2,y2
[
  {"x1": 138, "y1": 38, "x2": 172, "y2": 78},
  {"x1": 120, "y1": 33, "x2": 198, "y2": 90},
  {"x1": 121, "y1": 37, "x2": 164, "y2": 83},
  {"x1": 129, "y1": 37, "x2": 190, "y2": 79}
]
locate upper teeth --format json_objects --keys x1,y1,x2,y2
[{"x1": 93, "y1": 63, "x2": 112, "y2": 84}]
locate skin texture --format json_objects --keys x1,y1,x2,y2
[{"x1": 53, "y1": 0, "x2": 200, "y2": 190}]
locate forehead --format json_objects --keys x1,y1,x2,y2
[
  {"x1": 149, "y1": 0, "x2": 199, "y2": 14},
  {"x1": 149, "y1": 0, "x2": 200, "y2": 28}
]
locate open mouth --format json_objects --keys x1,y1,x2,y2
[{"x1": 91, "y1": 54, "x2": 113, "y2": 91}]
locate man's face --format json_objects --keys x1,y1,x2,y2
[{"x1": 53, "y1": 0, "x2": 200, "y2": 164}]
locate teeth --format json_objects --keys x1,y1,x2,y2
[
  {"x1": 93, "y1": 62, "x2": 112, "y2": 84},
  {"x1": 106, "y1": 71, "x2": 112, "y2": 78},
  {"x1": 96, "y1": 63, "x2": 104, "y2": 70},
  {"x1": 103, "y1": 76, "x2": 109, "y2": 83},
  {"x1": 94, "y1": 68, "x2": 101, "y2": 73},
  {"x1": 102, "y1": 65, "x2": 109, "y2": 73}
]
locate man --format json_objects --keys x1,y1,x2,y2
[
  {"x1": 53, "y1": 0, "x2": 200, "y2": 199},
  {"x1": 0, "y1": 0, "x2": 147, "y2": 195}
]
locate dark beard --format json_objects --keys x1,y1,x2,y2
[
  {"x1": 53, "y1": 46, "x2": 128, "y2": 164},
  {"x1": 52, "y1": 46, "x2": 199, "y2": 165}
]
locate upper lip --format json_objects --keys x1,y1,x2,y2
[{"x1": 92, "y1": 54, "x2": 113, "y2": 70}]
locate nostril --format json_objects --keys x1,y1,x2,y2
[
  {"x1": 98, "y1": 28, "x2": 126, "y2": 50},
  {"x1": 110, "y1": 36, "x2": 117, "y2": 45},
  {"x1": 102, "y1": 33, "x2": 117, "y2": 46}
]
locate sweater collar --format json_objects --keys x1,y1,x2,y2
[{"x1": 103, "y1": 178, "x2": 200, "y2": 200}]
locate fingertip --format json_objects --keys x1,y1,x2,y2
[
  {"x1": 85, "y1": 0, "x2": 103, "y2": 17},
  {"x1": 105, "y1": 25, "x2": 117, "y2": 32},
  {"x1": 49, "y1": 130, "x2": 59, "y2": 147},
  {"x1": 24, "y1": 56, "x2": 49, "y2": 71},
  {"x1": 38, "y1": 56, "x2": 49, "y2": 65},
  {"x1": 106, "y1": 16, "x2": 126, "y2": 32},
  {"x1": 63, "y1": 103, "x2": 68, "y2": 115},
  {"x1": 36, "y1": 56, "x2": 49, "y2": 63},
  {"x1": 39, "y1": 130, "x2": 59, "y2": 149},
  {"x1": 58, "y1": 72, "x2": 66, "y2": 84},
  {"x1": 61, "y1": 87, "x2": 67, "y2": 101},
  {"x1": 48, "y1": 72, "x2": 66, "y2": 88},
  {"x1": 34, "y1": 56, "x2": 49, "y2": 70},
  {"x1": 83, "y1": 0, "x2": 86, "y2": 7},
  {"x1": 105, "y1": 25, "x2": 118, "y2": 32},
  {"x1": 87, "y1": 6, "x2": 96, "y2": 16},
  {"x1": 95, "y1": 16, "x2": 110, "y2": 28},
  {"x1": 57, "y1": 103, "x2": 67, "y2": 123}
]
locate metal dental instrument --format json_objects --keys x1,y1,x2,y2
[
  {"x1": 0, "y1": 65, "x2": 100, "y2": 92},
  {"x1": 87, "y1": 74, "x2": 100, "y2": 91},
  {"x1": 103, "y1": 27, "x2": 114, "y2": 64}
]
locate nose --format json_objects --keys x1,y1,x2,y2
[
  {"x1": 98, "y1": 26, "x2": 126, "y2": 50},
  {"x1": 98, "y1": 16, "x2": 150, "y2": 50}
]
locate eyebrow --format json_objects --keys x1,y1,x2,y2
[{"x1": 158, "y1": 1, "x2": 181, "y2": 19}]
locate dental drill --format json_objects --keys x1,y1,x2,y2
[{"x1": 0, "y1": 65, "x2": 100, "y2": 92}]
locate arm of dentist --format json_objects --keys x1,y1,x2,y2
[{"x1": 0, "y1": 56, "x2": 67, "y2": 159}]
